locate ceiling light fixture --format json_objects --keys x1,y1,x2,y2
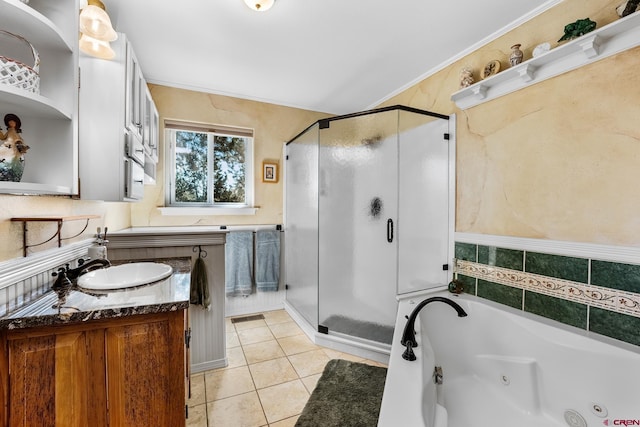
[
  {"x1": 243, "y1": 0, "x2": 275, "y2": 12},
  {"x1": 79, "y1": 0, "x2": 118, "y2": 59},
  {"x1": 79, "y1": 33, "x2": 115, "y2": 60}
]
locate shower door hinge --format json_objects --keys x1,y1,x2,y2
[
  {"x1": 442, "y1": 264, "x2": 449, "y2": 271},
  {"x1": 285, "y1": 284, "x2": 289, "y2": 290},
  {"x1": 286, "y1": 155, "x2": 289, "y2": 160},
  {"x1": 318, "y1": 325, "x2": 329, "y2": 334},
  {"x1": 444, "y1": 133, "x2": 450, "y2": 140}
]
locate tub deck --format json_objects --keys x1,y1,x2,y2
[{"x1": 379, "y1": 290, "x2": 640, "y2": 427}]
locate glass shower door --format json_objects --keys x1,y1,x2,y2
[
  {"x1": 397, "y1": 112, "x2": 452, "y2": 294},
  {"x1": 318, "y1": 111, "x2": 399, "y2": 345}
]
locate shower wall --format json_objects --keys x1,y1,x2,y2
[
  {"x1": 285, "y1": 107, "x2": 453, "y2": 346},
  {"x1": 284, "y1": 124, "x2": 319, "y2": 328}
]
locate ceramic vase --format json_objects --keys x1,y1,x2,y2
[{"x1": 509, "y1": 44, "x2": 524, "y2": 67}]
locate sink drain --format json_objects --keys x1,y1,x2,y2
[{"x1": 564, "y1": 410, "x2": 587, "y2": 427}]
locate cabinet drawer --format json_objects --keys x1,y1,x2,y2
[
  {"x1": 125, "y1": 131, "x2": 145, "y2": 166},
  {"x1": 125, "y1": 158, "x2": 144, "y2": 200}
]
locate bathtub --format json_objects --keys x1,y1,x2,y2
[{"x1": 378, "y1": 290, "x2": 640, "y2": 427}]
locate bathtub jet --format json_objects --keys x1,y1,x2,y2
[{"x1": 400, "y1": 296, "x2": 468, "y2": 361}]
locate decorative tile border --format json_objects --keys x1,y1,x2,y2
[{"x1": 455, "y1": 259, "x2": 640, "y2": 319}]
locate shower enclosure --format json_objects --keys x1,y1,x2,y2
[{"x1": 285, "y1": 106, "x2": 454, "y2": 348}]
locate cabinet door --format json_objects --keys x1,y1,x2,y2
[
  {"x1": 7, "y1": 331, "x2": 104, "y2": 427},
  {"x1": 125, "y1": 42, "x2": 144, "y2": 141},
  {"x1": 143, "y1": 86, "x2": 159, "y2": 162},
  {"x1": 149, "y1": 92, "x2": 160, "y2": 163},
  {"x1": 105, "y1": 312, "x2": 186, "y2": 426}
]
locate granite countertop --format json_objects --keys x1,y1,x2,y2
[{"x1": 0, "y1": 260, "x2": 191, "y2": 330}]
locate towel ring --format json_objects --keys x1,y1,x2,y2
[{"x1": 193, "y1": 245, "x2": 207, "y2": 259}]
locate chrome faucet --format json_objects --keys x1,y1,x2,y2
[{"x1": 400, "y1": 296, "x2": 468, "y2": 361}]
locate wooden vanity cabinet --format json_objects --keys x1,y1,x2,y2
[{"x1": 0, "y1": 310, "x2": 187, "y2": 427}]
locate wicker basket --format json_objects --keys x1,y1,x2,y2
[{"x1": 0, "y1": 30, "x2": 40, "y2": 94}]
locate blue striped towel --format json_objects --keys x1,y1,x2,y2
[
  {"x1": 256, "y1": 230, "x2": 280, "y2": 292},
  {"x1": 225, "y1": 231, "x2": 254, "y2": 297}
]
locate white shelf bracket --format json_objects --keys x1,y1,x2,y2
[
  {"x1": 518, "y1": 64, "x2": 535, "y2": 82},
  {"x1": 472, "y1": 84, "x2": 487, "y2": 100},
  {"x1": 579, "y1": 34, "x2": 601, "y2": 59}
]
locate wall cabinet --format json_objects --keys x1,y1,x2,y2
[
  {"x1": 78, "y1": 33, "x2": 158, "y2": 201},
  {"x1": 0, "y1": 311, "x2": 187, "y2": 427},
  {"x1": 0, "y1": 0, "x2": 79, "y2": 195}
]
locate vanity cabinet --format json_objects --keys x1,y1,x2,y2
[
  {"x1": 0, "y1": 0, "x2": 79, "y2": 195},
  {"x1": 78, "y1": 32, "x2": 159, "y2": 201},
  {"x1": 0, "y1": 310, "x2": 187, "y2": 427}
]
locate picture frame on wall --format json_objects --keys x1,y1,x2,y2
[{"x1": 263, "y1": 161, "x2": 278, "y2": 183}]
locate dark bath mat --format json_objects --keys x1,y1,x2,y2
[{"x1": 295, "y1": 359, "x2": 387, "y2": 427}]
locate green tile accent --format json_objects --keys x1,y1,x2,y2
[
  {"x1": 478, "y1": 246, "x2": 524, "y2": 270},
  {"x1": 456, "y1": 274, "x2": 477, "y2": 295},
  {"x1": 524, "y1": 291, "x2": 587, "y2": 329},
  {"x1": 525, "y1": 252, "x2": 588, "y2": 283},
  {"x1": 477, "y1": 280, "x2": 522, "y2": 309},
  {"x1": 589, "y1": 307, "x2": 640, "y2": 347},
  {"x1": 454, "y1": 242, "x2": 477, "y2": 262},
  {"x1": 591, "y1": 260, "x2": 640, "y2": 293}
]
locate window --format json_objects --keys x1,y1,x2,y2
[{"x1": 165, "y1": 121, "x2": 254, "y2": 207}]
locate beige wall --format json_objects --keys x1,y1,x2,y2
[
  {"x1": 0, "y1": 196, "x2": 130, "y2": 261},
  {"x1": 131, "y1": 85, "x2": 328, "y2": 227},
  {"x1": 380, "y1": 0, "x2": 639, "y2": 246},
  {"x1": 1, "y1": 0, "x2": 636, "y2": 262},
  {"x1": 0, "y1": 87, "x2": 325, "y2": 262}
]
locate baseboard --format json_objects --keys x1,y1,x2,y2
[
  {"x1": 225, "y1": 302, "x2": 285, "y2": 318},
  {"x1": 191, "y1": 358, "x2": 227, "y2": 374},
  {"x1": 284, "y1": 300, "x2": 390, "y2": 365}
]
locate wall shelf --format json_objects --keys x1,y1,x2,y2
[
  {"x1": 11, "y1": 215, "x2": 100, "y2": 257},
  {"x1": 0, "y1": 0, "x2": 79, "y2": 196},
  {"x1": 0, "y1": 0, "x2": 73, "y2": 51},
  {"x1": 451, "y1": 12, "x2": 640, "y2": 110},
  {"x1": 0, "y1": 85, "x2": 72, "y2": 120}
]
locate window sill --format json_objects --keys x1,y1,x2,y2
[{"x1": 158, "y1": 207, "x2": 258, "y2": 216}]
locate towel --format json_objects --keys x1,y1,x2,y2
[
  {"x1": 256, "y1": 230, "x2": 280, "y2": 292},
  {"x1": 225, "y1": 231, "x2": 254, "y2": 297},
  {"x1": 190, "y1": 256, "x2": 210, "y2": 310}
]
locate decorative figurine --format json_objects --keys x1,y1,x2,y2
[
  {"x1": 0, "y1": 114, "x2": 30, "y2": 182},
  {"x1": 459, "y1": 67, "x2": 474, "y2": 88},
  {"x1": 509, "y1": 44, "x2": 524, "y2": 67},
  {"x1": 482, "y1": 60, "x2": 501, "y2": 79},
  {"x1": 617, "y1": 0, "x2": 640, "y2": 17},
  {"x1": 558, "y1": 18, "x2": 597, "y2": 42},
  {"x1": 532, "y1": 42, "x2": 551, "y2": 58}
]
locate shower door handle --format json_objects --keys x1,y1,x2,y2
[{"x1": 387, "y1": 218, "x2": 394, "y2": 243}]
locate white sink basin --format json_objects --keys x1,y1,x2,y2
[{"x1": 77, "y1": 262, "x2": 173, "y2": 291}]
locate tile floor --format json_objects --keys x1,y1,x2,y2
[{"x1": 186, "y1": 309, "x2": 387, "y2": 427}]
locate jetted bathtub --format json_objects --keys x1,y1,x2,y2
[{"x1": 378, "y1": 290, "x2": 640, "y2": 427}]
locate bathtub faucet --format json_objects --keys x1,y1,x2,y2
[{"x1": 400, "y1": 296, "x2": 468, "y2": 361}]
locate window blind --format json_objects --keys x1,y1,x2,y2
[{"x1": 164, "y1": 120, "x2": 253, "y2": 138}]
